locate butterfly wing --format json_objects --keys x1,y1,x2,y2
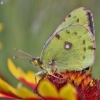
[
  {"x1": 41, "y1": 7, "x2": 94, "y2": 53},
  {"x1": 40, "y1": 25, "x2": 96, "y2": 72}
]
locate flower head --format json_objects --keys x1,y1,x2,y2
[
  {"x1": 43, "y1": 70, "x2": 100, "y2": 100},
  {"x1": 0, "y1": 59, "x2": 100, "y2": 100}
]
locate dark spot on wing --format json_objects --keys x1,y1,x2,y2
[
  {"x1": 66, "y1": 30, "x2": 70, "y2": 34},
  {"x1": 77, "y1": 19, "x2": 79, "y2": 22},
  {"x1": 55, "y1": 34, "x2": 60, "y2": 39},
  {"x1": 74, "y1": 32, "x2": 77, "y2": 35},
  {"x1": 64, "y1": 41, "x2": 72, "y2": 50},
  {"x1": 87, "y1": 11, "x2": 94, "y2": 35},
  {"x1": 83, "y1": 47, "x2": 86, "y2": 52},
  {"x1": 68, "y1": 14, "x2": 71, "y2": 17},
  {"x1": 83, "y1": 40, "x2": 85, "y2": 44},
  {"x1": 88, "y1": 46, "x2": 96, "y2": 50}
]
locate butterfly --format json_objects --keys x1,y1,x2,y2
[{"x1": 15, "y1": 7, "x2": 96, "y2": 75}]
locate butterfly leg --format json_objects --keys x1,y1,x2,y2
[
  {"x1": 34, "y1": 70, "x2": 45, "y2": 84},
  {"x1": 49, "y1": 67, "x2": 66, "y2": 80}
]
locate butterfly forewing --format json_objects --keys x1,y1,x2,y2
[{"x1": 41, "y1": 7, "x2": 94, "y2": 53}]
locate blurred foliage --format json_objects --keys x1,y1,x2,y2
[{"x1": 0, "y1": 0, "x2": 100, "y2": 86}]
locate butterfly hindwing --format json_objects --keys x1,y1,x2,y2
[{"x1": 40, "y1": 25, "x2": 96, "y2": 72}]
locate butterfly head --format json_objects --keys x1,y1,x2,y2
[
  {"x1": 14, "y1": 48, "x2": 43, "y2": 68},
  {"x1": 30, "y1": 57, "x2": 43, "y2": 68}
]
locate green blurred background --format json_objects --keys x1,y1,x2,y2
[{"x1": 0, "y1": 0, "x2": 100, "y2": 86}]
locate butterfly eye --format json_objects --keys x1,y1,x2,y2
[
  {"x1": 30, "y1": 57, "x2": 43, "y2": 67},
  {"x1": 30, "y1": 59, "x2": 38, "y2": 66}
]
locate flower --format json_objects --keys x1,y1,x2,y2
[
  {"x1": 0, "y1": 23, "x2": 4, "y2": 32},
  {"x1": 0, "y1": 59, "x2": 77, "y2": 100},
  {"x1": 0, "y1": 59, "x2": 100, "y2": 100},
  {"x1": 45, "y1": 71, "x2": 100, "y2": 100},
  {"x1": 0, "y1": 23, "x2": 4, "y2": 50}
]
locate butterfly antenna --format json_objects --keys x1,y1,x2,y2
[
  {"x1": 14, "y1": 56, "x2": 32, "y2": 59},
  {"x1": 14, "y1": 48, "x2": 34, "y2": 59}
]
